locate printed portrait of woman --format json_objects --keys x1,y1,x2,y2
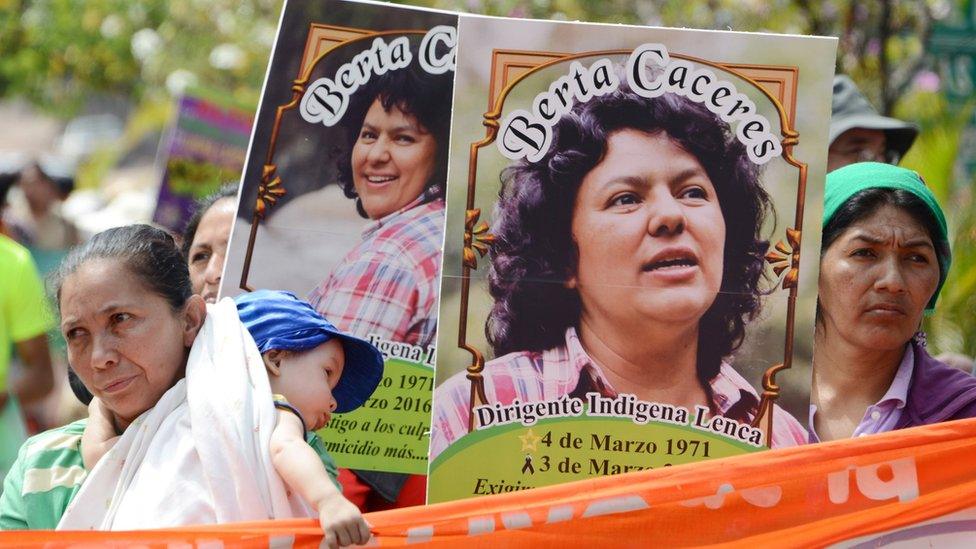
[
  {"x1": 430, "y1": 80, "x2": 808, "y2": 459},
  {"x1": 306, "y1": 63, "x2": 452, "y2": 350}
]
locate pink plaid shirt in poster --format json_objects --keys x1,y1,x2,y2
[
  {"x1": 307, "y1": 197, "x2": 445, "y2": 349},
  {"x1": 430, "y1": 327, "x2": 808, "y2": 460}
]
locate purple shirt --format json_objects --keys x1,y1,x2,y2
[{"x1": 809, "y1": 345, "x2": 915, "y2": 442}]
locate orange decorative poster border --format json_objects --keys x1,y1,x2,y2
[{"x1": 458, "y1": 49, "x2": 806, "y2": 445}]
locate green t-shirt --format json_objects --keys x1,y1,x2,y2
[
  {"x1": 307, "y1": 431, "x2": 341, "y2": 491},
  {"x1": 0, "y1": 234, "x2": 55, "y2": 391},
  {"x1": 0, "y1": 419, "x2": 342, "y2": 530},
  {"x1": 0, "y1": 419, "x2": 87, "y2": 530}
]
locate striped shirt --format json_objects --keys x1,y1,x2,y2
[
  {"x1": 0, "y1": 420, "x2": 340, "y2": 530},
  {"x1": 0, "y1": 420, "x2": 87, "y2": 530},
  {"x1": 430, "y1": 328, "x2": 808, "y2": 460},
  {"x1": 307, "y1": 197, "x2": 445, "y2": 349}
]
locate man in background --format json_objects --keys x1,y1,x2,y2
[{"x1": 828, "y1": 75, "x2": 919, "y2": 173}]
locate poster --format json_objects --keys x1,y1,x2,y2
[
  {"x1": 221, "y1": 0, "x2": 457, "y2": 475},
  {"x1": 151, "y1": 91, "x2": 254, "y2": 232},
  {"x1": 427, "y1": 16, "x2": 837, "y2": 502}
]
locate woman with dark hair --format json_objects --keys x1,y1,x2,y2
[
  {"x1": 0, "y1": 225, "x2": 206, "y2": 529},
  {"x1": 63, "y1": 184, "x2": 240, "y2": 408},
  {"x1": 0, "y1": 225, "x2": 349, "y2": 532},
  {"x1": 306, "y1": 63, "x2": 452, "y2": 350},
  {"x1": 811, "y1": 162, "x2": 976, "y2": 442},
  {"x1": 182, "y1": 183, "x2": 238, "y2": 303},
  {"x1": 431, "y1": 83, "x2": 807, "y2": 459}
]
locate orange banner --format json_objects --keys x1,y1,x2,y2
[{"x1": 4, "y1": 419, "x2": 976, "y2": 547}]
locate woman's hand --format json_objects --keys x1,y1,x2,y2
[
  {"x1": 87, "y1": 398, "x2": 116, "y2": 431},
  {"x1": 81, "y1": 397, "x2": 121, "y2": 470},
  {"x1": 318, "y1": 495, "x2": 371, "y2": 548}
]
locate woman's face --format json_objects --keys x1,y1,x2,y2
[
  {"x1": 350, "y1": 99, "x2": 437, "y2": 219},
  {"x1": 60, "y1": 259, "x2": 204, "y2": 428},
  {"x1": 818, "y1": 204, "x2": 940, "y2": 351},
  {"x1": 570, "y1": 129, "x2": 726, "y2": 331},
  {"x1": 188, "y1": 197, "x2": 236, "y2": 303}
]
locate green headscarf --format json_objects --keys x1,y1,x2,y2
[{"x1": 823, "y1": 162, "x2": 951, "y2": 313}]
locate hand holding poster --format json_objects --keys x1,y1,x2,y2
[{"x1": 427, "y1": 16, "x2": 837, "y2": 503}]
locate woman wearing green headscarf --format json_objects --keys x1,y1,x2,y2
[{"x1": 811, "y1": 162, "x2": 976, "y2": 442}]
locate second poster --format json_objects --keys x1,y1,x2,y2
[
  {"x1": 222, "y1": 0, "x2": 457, "y2": 480},
  {"x1": 428, "y1": 15, "x2": 837, "y2": 503}
]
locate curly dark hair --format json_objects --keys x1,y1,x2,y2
[
  {"x1": 486, "y1": 83, "x2": 773, "y2": 385},
  {"x1": 336, "y1": 61, "x2": 453, "y2": 218}
]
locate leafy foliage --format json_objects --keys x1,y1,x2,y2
[{"x1": 0, "y1": 0, "x2": 282, "y2": 116}]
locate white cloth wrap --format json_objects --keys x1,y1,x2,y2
[{"x1": 58, "y1": 298, "x2": 311, "y2": 530}]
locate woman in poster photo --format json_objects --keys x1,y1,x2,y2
[
  {"x1": 811, "y1": 162, "x2": 976, "y2": 441},
  {"x1": 306, "y1": 64, "x2": 452, "y2": 351},
  {"x1": 431, "y1": 83, "x2": 808, "y2": 459},
  {"x1": 305, "y1": 61, "x2": 452, "y2": 510}
]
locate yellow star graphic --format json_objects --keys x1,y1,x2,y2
[{"x1": 519, "y1": 428, "x2": 541, "y2": 452}]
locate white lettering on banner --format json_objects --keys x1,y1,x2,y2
[
  {"x1": 299, "y1": 26, "x2": 457, "y2": 127},
  {"x1": 268, "y1": 535, "x2": 295, "y2": 549},
  {"x1": 681, "y1": 483, "x2": 734, "y2": 510},
  {"x1": 468, "y1": 516, "x2": 495, "y2": 535},
  {"x1": 740, "y1": 485, "x2": 783, "y2": 508},
  {"x1": 406, "y1": 525, "x2": 434, "y2": 543},
  {"x1": 500, "y1": 512, "x2": 533, "y2": 529},
  {"x1": 391, "y1": 457, "x2": 924, "y2": 541},
  {"x1": 546, "y1": 505, "x2": 574, "y2": 524},
  {"x1": 419, "y1": 25, "x2": 456, "y2": 74},
  {"x1": 827, "y1": 457, "x2": 920, "y2": 504},
  {"x1": 680, "y1": 483, "x2": 783, "y2": 509},
  {"x1": 497, "y1": 43, "x2": 783, "y2": 165},
  {"x1": 580, "y1": 495, "x2": 651, "y2": 518}
]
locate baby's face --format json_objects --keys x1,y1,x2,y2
[{"x1": 270, "y1": 338, "x2": 345, "y2": 431}]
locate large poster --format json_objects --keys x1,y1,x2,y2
[
  {"x1": 427, "y1": 16, "x2": 836, "y2": 502},
  {"x1": 221, "y1": 0, "x2": 457, "y2": 474}
]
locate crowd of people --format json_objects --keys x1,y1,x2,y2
[{"x1": 0, "y1": 69, "x2": 973, "y2": 545}]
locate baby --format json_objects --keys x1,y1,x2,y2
[{"x1": 82, "y1": 290, "x2": 385, "y2": 548}]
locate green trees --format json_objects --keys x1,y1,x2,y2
[{"x1": 0, "y1": 0, "x2": 281, "y2": 115}]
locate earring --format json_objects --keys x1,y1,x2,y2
[{"x1": 912, "y1": 329, "x2": 927, "y2": 348}]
